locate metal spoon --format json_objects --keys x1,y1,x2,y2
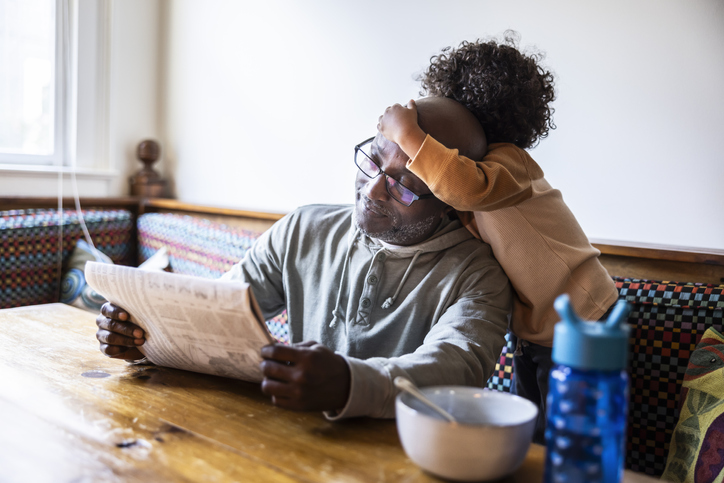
[{"x1": 394, "y1": 376, "x2": 457, "y2": 424}]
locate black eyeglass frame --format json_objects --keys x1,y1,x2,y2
[{"x1": 354, "y1": 137, "x2": 436, "y2": 207}]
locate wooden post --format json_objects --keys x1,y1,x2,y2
[{"x1": 129, "y1": 139, "x2": 168, "y2": 198}]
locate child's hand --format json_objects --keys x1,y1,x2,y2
[
  {"x1": 378, "y1": 100, "x2": 418, "y2": 145},
  {"x1": 377, "y1": 100, "x2": 426, "y2": 158}
]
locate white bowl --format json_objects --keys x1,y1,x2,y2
[{"x1": 396, "y1": 387, "x2": 538, "y2": 481}]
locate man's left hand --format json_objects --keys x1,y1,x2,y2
[{"x1": 260, "y1": 341, "x2": 351, "y2": 412}]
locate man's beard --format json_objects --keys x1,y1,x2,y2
[{"x1": 355, "y1": 208, "x2": 440, "y2": 246}]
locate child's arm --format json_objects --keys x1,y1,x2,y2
[
  {"x1": 407, "y1": 138, "x2": 544, "y2": 212},
  {"x1": 377, "y1": 100, "x2": 427, "y2": 159}
]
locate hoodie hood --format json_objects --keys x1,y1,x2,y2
[{"x1": 352, "y1": 211, "x2": 473, "y2": 257}]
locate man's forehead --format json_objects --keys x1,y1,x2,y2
[{"x1": 372, "y1": 134, "x2": 408, "y2": 163}]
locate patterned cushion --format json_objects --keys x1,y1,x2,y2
[
  {"x1": 661, "y1": 327, "x2": 724, "y2": 483},
  {"x1": 0, "y1": 208, "x2": 134, "y2": 308},
  {"x1": 60, "y1": 239, "x2": 113, "y2": 312},
  {"x1": 137, "y1": 213, "x2": 259, "y2": 278},
  {"x1": 486, "y1": 332, "x2": 515, "y2": 392},
  {"x1": 615, "y1": 277, "x2": 724, "y2": 476},
  {"x1": 136, "y1": 213, "x2": 289, "y2": 344}
]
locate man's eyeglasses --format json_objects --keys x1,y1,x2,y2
[{"x1": 354, "y1": 137, "x2": 435, "y2": 207}]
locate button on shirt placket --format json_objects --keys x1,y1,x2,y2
[{"x1": 355, "y1": 250, "x2": 386, "y2": 326}]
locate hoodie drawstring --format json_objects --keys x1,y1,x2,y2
[
  {"x1": 329, "y1": 227, "x2": 360, "y2": 328},
  {"x1": 381, "y1": 250, "x2": 422, "y2": 309}
]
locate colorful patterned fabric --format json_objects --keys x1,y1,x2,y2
[
  {"x1": 662, "y1": 327, "x2": 724, "y2": 483},
  {"x1": 60, "y1": 239, "x2": 113, "y2": 312},
  {"x1": 1, "y1": 208, "x2": 134, "y2": 308},
  {"x1": 486, "y1": 332, "x2": 515, "y2": 392},
  {"x1": 615, "y1": 278, "x2": 724, "y2": 476},
  {"x1": 265, "y1": 316, "x2": 289, "y2": 345},
  {"x1": 137, "y1": 213, "x2": 259, "y2": 279},
  {"x1": 137, "y1": 213, "x2": 289, "y2": 344}
]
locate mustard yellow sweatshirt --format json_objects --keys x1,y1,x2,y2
[{"x1": 407, "y1": 135, "x2": 618, "y2": 347}]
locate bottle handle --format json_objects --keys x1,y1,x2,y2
[
  {"x1": 554, "y1": 294, "x2": 580, "y2": 325},
  {"x1": 605, "y1": 300, "x2": 631, "y2": 329}
]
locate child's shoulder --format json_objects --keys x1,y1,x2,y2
[
  {"x1": 486, "y1": 143, "x2": 542, "y2": 172},
  {"x1": 487, "y1": 142, "x2": 529, "y2": 156}
]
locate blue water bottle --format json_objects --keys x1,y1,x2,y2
[{"x1": 544, "y1": 294, "x2": 631, "y2": 483}]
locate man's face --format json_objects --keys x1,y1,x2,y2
[{"x1": 354, "y1": 134, "x2": 448, "y2": 246}]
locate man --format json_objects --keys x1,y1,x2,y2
[{"x1": 96, "y1": 97, "x2": 512, "y2": 419}]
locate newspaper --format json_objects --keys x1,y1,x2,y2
[{"x1": 85, "y1": 261, "x2": 274, "y2": 383}]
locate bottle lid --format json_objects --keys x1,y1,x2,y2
[{"x1": 551, "y1": 294, "x2": 631, "y2": 371}]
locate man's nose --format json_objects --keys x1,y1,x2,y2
[{"x1": 364, "y1": 174, "x2": 390, "y2": 202}]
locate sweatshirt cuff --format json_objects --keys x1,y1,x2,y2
[
  {"x1": 406, "y1": 135, "x2": 452, "y2": 191},
  {"x1": 323, "y1": 356, "x2": 395, "y2": 420}
]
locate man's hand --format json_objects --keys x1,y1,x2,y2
[
  {"x1": 96, "y1": 302, "x2": 146, "y2": 360},
  {"x1": 377, "y1": 99, "x2": 427, "y2": 158},
  {"x1": 260, "y1": 341, "x2": 351, "y2": 412}
]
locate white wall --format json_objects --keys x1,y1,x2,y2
[
  {"x1": 108, "y1": 0, "x2": 163, "y2": 194},
  {"x1": 162, "y1": 0, "x2": 724, "y2": 249}
]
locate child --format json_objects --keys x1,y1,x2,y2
[{"x1": 378, "y1": 34, "x2": 618, "y2": 443}]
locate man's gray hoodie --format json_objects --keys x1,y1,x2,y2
[{"x1": 223, "y1": 204, "x2": 512, "y2": 419}]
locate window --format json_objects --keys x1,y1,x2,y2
[
  {"x1": 0, "y1": 0, "x2": 64, "y2": 165},
  {"x1": 0, "y1": 0, "x2": 111, "y2": 173}
]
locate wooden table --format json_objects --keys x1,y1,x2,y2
[{"x1": 0, "y1": 304, "x2": 660, "y2": 482}]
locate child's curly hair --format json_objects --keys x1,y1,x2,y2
[{"x1": 419, "y1": 31, "x2": 556, "y2": 149}]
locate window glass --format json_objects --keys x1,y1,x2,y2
[{"x1": 0, "y1": 0, "x2": 56, "y2": 156}]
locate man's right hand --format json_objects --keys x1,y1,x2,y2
[{"x1": 95, "y1": 302, "x2": 146, "y2": 360}]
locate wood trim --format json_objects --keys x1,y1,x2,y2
[
  {"x1": 0, "y1": 196, "x2": 140, "y2": 211},
  {"x1": 599, "y1": 255, "x2": 724, "y2": 286},
  {"x1": 0, "y1": 196, "x2": 286, "y2": 224},
  {"x1": 140, "y1": 198, "x2": 286, "y2": 221},
  {"x1": 591, "y1": 238, "x2": 724, "y2": 267}
]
